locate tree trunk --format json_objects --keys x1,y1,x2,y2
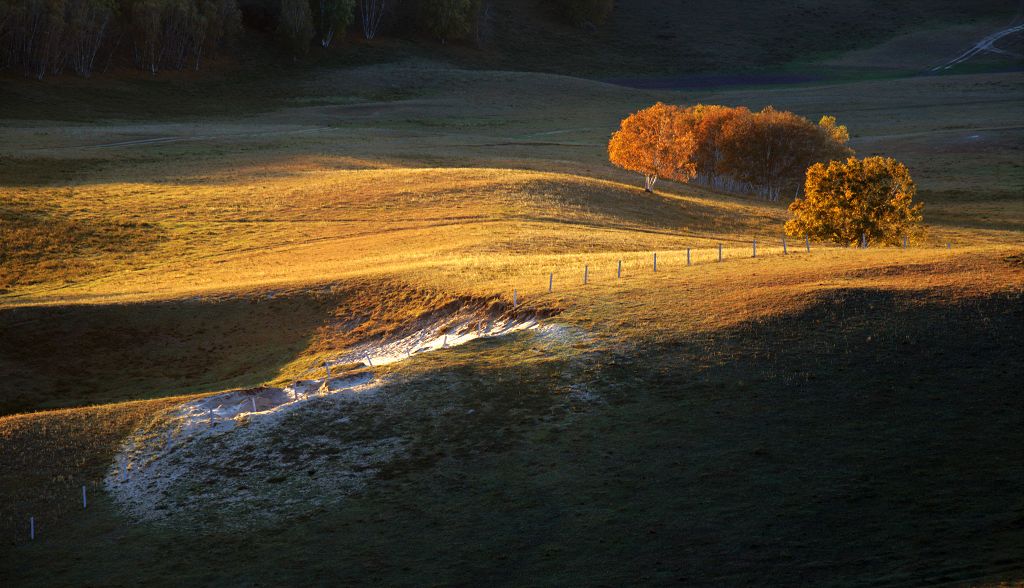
[{"x1": 644, "y1": 175, "x2": 657, "y2": 192}]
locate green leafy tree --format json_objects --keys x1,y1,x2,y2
[
  {"x1": 420, "y1": 0, "x2": 476, "y2": 43},
  {"x1": 358, "y1": 0, "x2": 385, "y2": 39},
  {"x1": 277, "y1": 0, "x2": 313, "y2": 56},
  {"x1": 311, "y1": 0, "x2": 354, "y2": 47},
  {"x1": 786, "y1": 156, "x2": 923, "y2": 246}
]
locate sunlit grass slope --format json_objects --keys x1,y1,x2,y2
[
  {"x1": 0, "y1": 63, "x2": 1022, "y2": 585},
  {"x1": 1, "y1": 166, "x2": 789, "y2": 304}
]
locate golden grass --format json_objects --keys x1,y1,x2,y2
[
  {"x1": 3, "y1": 163, "x2": 1017, "y2": 308},
  {"x1": 3, "y1": 69, "x2": 1020, "y2": 304},
  {"x1": 0, "y1": 166, "x2": 781, "y2": 303}
]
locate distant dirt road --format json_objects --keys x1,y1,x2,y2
[{"x1": 932, "y1": 22, "x2": 1024, "y2": 71}]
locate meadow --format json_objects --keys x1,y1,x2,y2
[{"x1": 1, "y1": 28, "x2": 1023, "y2": 586}]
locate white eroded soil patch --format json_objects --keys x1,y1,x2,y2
[
  {"x1": 105, "y1": 377, "x2": 400, "y2": 528},
  {"x1": 341, "y1": 313, "x2": 545, "y2": 368},
  {"x1": 105, "y1": 311, "x2": 564, "y2": 528}
]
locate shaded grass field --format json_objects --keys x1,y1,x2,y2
[
  {"x1": 0, "y1": 290, "x2": 347, "y2": 415},
  {"x1": 2, "y1": 286, "x2": 1021, "y2": 585}
]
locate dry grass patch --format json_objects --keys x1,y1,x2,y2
[
  {"x1": 0, "y1": 193, "x2": 166, "y2": 291},
  {"x1": 0, "y1": 166, "x2": 783, "y2": 305}
]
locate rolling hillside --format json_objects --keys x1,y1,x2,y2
[{"x1": 0, "y1": 30, "x2": 1022, "y2": 588}]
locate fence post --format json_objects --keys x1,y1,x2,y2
[
  {"x1": 513, "y1": 289, "x2": 518, "y2": 308},
  {"x1": 548, "y1": 273, "x2": 553, "y2": 293},
  {"x1": 752, "y1": 240, "x2": 757, "y2": 258},
  {"x1": 584, "y1": 265, "x2": 588, "y2": 284},
  {"x1": 861, "y1": 232, "x2": 867, "y2": 248},
  {"x1": 617, "y1": 260, "x2": 622, "y2": 278},
  {"x1": 782, "y1": 236, "x2": 787, "y2": 255},
  {"x1": 653, "y1": 253, "x2": 657, "y2": 272},
  {"x1": 686, "y1": 248, "x2": 691, "y2": 266},
  {"x1": 83, "y1": 485, "x2": 87, "y2": 509},
  {"x1": 903, "y1": 235, "x2": 908, "y2": 249},
  {"x1": 30, "y1": 517, "x2": 34, "y2": 541},
  {"x1": 718, "y1": 243, "x2": 723, "y2": 262},
  {"x1": 805, "y1": 236, "x2": 810, "y2": 253}
]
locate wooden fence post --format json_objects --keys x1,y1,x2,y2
[
  {"x1": 752, "y1": 240, "x2": 757, "y2": 258},
  {"x1": 718, "y1": 243, "x2": 723, "y2": 262},
  {"x1": 584, "y1": 265, "x2": 588, "y2": 284},
  {"x1": 653, "y1": 253, "x2": 657, "y2": 272},
  {"x1": 548, "y1": 273, "x2": 553, "y2": 293},
  {"x1": 805, "y1": 236, "x2": 810, "y2": 253},
  {"x1": 782, "y1": 236, "x2": 787, "y2": 255},
  {"x1": 617, "y1": 260, "x2": 622, "y2": 278}
]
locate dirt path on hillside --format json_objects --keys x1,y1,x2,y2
[{"x1": 931, "y1": 22, "x2": 1024, "y2": 71}]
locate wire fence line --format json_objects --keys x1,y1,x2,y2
[{"x1": 518, "y1": 232, "x2": 947, "y2": 304}]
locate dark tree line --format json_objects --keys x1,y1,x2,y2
[
  {"x1": 1, "y1": 0, "x2": 617, "y2": 77},
  {"x1": 0, "y1": 0, "x2": 240, "y2": 77}
]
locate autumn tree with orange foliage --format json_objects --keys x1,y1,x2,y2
[
  {"x1": 611, "y1": 103, "x2": 852, "y2": 199},
  {"x1": 608, "y1": 102, "x2": 697, "y2": 192},
  {"x1": 716, "y1": 106, "x2": 852, "y2": 201},
  {"x1": 786, "y1": 156, "x2": 923, "y2": 246},
  {"x1": 684, "y1": 103, "x2": 751, "y2": 190}
]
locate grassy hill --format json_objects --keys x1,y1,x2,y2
[
  {"x1": 0, "y1": 41, "x2": 1022, "y2": 588},
  {"x1": 469, "y1": 0, "x2": 1020, "y2": 76}
]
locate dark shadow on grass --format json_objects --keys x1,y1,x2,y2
[
  {"x1": 2, "y1": 287, "x2": 1021, "y2": 586},
  {"x1": 0, "y1": 292, "x2": 342, "y2": 416}
]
